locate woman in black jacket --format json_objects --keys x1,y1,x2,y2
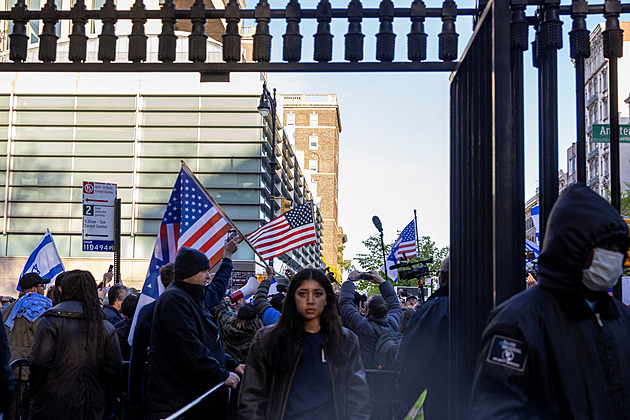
[
  {"x1": 28, "y1": 270, "x2": 123, "y2": 420},
  {"x1": 238, "y1": 268, "x2": 370, "y2": 420}
]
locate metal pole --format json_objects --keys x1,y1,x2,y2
[
  {"x1": 270, "y1": 86, "x2": 277, "y2": 268},
  {"x1": 575, "y1": 55, "x2": 587, "y2": 183},
  {"x1": 570, "y1": 0, "x2": 589, "y2": 184},
  {"x1": 602, "y1": 1, "x2": 623, "y2": 298},
  {"x1": 114, "y1": 197, "x2": 121, "y2": 284},
  {"x1": 413, "y1": 209, "x2": 424, "y2": 297}
]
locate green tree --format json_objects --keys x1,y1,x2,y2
[{"x1": 353, "y1": 234, "x2": 449, "y2": 296}]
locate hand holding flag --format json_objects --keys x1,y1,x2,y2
[{"x1": 19, "y1": 230, "x2": 65, "y2": 291}]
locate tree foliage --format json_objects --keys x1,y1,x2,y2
[{"x1": 353, "y1": 234, "x2": 450, "y2": 296}]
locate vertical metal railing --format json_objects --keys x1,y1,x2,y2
[{"x1": 449, "y1": 0, "x2": 519, "y2": 417}]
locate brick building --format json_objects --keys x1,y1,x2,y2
[{"x1": 281, "y1": 94, "x2": 346, "y2": 271}]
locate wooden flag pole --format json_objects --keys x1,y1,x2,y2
[{"x1": 180, "y1": 161, "x2": 272, "y2": 272}]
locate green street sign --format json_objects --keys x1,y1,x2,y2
[{"x1": 592, "y1": 124, "x2": 630, "y2": 143}]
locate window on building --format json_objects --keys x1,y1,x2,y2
[
  {"x1": 309, "y1": 135, "x2": 318, "y2": 149},
  {"x1": 287, "y1": 113, "x2": 295, "y2": 126},
  {"x1": 309, "y1": 159, "x2": 318, "y2": 172},
  {"x1": 309, "y1": 113, "x2": 318, "y2": 127}
]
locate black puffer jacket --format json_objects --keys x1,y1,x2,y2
[
  {"x1": 471, "y1": 183, "x2": 630, "y2": 419},
  {"x1": 146, "y1": 278, "x2": 239, "y2": 419},
  {"x1": 28, "y1": 301, "x2": 123, "y2": 420}
]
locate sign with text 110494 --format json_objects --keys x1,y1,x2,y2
[{"x1": 82, "y1": 181, "x2": 116, "y2": 252}]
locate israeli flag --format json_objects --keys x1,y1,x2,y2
[
  {"x1": 19, "y1": 230, "x2": 65, "y2": 291},
  {"x1": 383, "y1": 237, "x2": 403, "y2": 282},
  {"x1": 531, "y1": 205, "x2": 540, "y2": 241}
]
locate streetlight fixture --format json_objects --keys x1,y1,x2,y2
[{"x1": 258, "y1": 82, "x2": 278, "y2": 264}]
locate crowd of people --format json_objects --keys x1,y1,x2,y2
[{"x1": 2, "y1": 182, "x2": 630, "y2": 419}]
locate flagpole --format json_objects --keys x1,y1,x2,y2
[
  {"x1": 413, "y1": 209, "x2": 426, "y2": 302},
  {"x1": 180, "y1": 161, "x2": 272, "y2": 271}
]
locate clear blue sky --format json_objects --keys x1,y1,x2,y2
[{"x1": 252, "y1": 0, "x2": 610, "y2": 265}]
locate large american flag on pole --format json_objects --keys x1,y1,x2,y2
[
  {"x1": 247, "y1": 201, "x2": 318, "y2": 260},
  {"x1": 129, "y1": 165, "x2": 233, "y2": 343},
  {"x1": 384, "y1": 219, "x2": 418, "y2": 281}
]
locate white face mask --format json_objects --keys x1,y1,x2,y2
[{"x1": 581, "y1": 247, "x2": 624, "y2": 292}]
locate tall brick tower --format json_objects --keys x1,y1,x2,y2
[{"x1": 281, "y1": 94, "x2": 346, "y2": 272}]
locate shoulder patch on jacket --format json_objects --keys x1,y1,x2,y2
[{"x1": 486, "y1": 335, "x2": 528, "y2": 372}]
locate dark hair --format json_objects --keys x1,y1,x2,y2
[
  {"x1": 46, "y1": 272, "x2": 66, "y2": 306},
  {"x1": 121, "y1": 294, "x2": 139, "y2": 318},
  {"x1": 266, "y1": 268, "x2": 345, "y2": 369},
  {"x1": 159, "y1": 263, "x2": 174, "y2": 289},
  {"x1": 399, "y1": 308, "x2": 415, "y2": 333},
  {"x1": 367, "y1": 295, "x2": 388, "y2": 319},
  {"x1": 108, "y1": 284, "x2": 129, "y2": 305},
  {"x1": 60, "y1": 270, "x2": 105, "y2": 354},
  {"x1": 269, "y1": 294, "x2": 285, "y2": 311}
]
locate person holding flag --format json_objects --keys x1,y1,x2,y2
[{"x1": 146, "y1": 237, "x2": 244, "y2": 420}]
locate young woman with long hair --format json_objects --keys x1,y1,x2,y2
[
  {"x1": 28, "y1": 270, "x2": 123, "y2": 420},
  {"x1": 238, "y1": 268, "x2": 370, "y2": 420}
]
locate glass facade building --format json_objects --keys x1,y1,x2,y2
[{"x1": 0, "y1": 62, "x2": 322, "y2": 291}]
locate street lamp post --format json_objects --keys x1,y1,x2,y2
[{"x1": 258, "y1": 82, "x2": 277, "y2": 266}]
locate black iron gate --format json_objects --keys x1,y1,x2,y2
[
  {"x1": 1, "y1": 0, "x2": 630, "y2": 417},
  {"x1": 450, "y1": 0, "x2": 522, "y2": 416}
]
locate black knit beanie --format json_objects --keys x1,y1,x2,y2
[
  {"x1": 174, "y1": 247, "x2": 210, "y2": 280},
  {"x1": 237, "y1": 303, "x2": 257, "y2": 321}
]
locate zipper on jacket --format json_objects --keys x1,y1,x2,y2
[
  {"x1": 279, "y1": 348, "x2": 302, "y2": 420},
  {"x1": 594, "y1": 312, "x2": 603, "y2": 327},
  {"x1": 325, "y1": 348, "x2": 341, "y2": 420}
]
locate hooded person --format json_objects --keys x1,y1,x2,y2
[
  {"x1": 212, "y1": 302, "x2": 263, "y2": 364},
  {"x1": 471, "y1": 183, "x2": 630, "y2": 419},
  {"x1": 146, "y1": 238, "x2": 244, "y2": 420}
]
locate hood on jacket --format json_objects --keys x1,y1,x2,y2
[{"x1": 538, "y1": 183, "x2": 630, "y2": 291}]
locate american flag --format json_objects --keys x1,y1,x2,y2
[
  {"x1": 129, "y1": 165, "x2": 233, "y2": 344},
  {"x1": 394, "y1": 220, "x2": 418, "y2": 260},
  {"x1": 247, "y1": 201, "x2": 318, "y2": 260},
  {"x1": 384, "y1": 219, "x2": 418, "y2": 281}
]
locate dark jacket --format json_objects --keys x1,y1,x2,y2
[
  {"x1": 0, "y1": 320, "x2": 14, "y2": 414},
  {"x1": 338, "y1": 281, "x2": 402, "y2": 368},
  {"x1": 128, "y1": 300, "x2": 155, "y2": 408},
  {"x1": 471, "y1": 183, "x2": 630, "y2": 419},
  {"x1": 130, "y1": 257, "x2": 233, "y2": 410},
  {"x1": 114, "y1": 318, "x2": 132, "y2": 361},
  {"x1": 238, "y1": 326, "x2": 370, "y2": 420},
  {"x1": 146, "y1": 273, "x2": 239, "y2": 418},
  {"x1": 103, "y1": 304, "x2": 122, "y2": 326},
  {"x1": 28, "y1": 301, "x2": 123, "y2": 420},
  {"x1": 395, "y1": 285, "x2": 449, "y2": 419}
]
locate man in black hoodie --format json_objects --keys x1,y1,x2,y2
[
  {"x1": 471, "y1": 183, "x2": 630, "y2": 419},
  {"x1": 146, "y1": 237, "x2": 244, "y2": 420}
]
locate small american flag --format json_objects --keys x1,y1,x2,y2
[
  {"x1": 394, "y1": 220, "x2": 418, "y2": 260},
  {"x1": 384, "y1": 219, "x2": 418, "y2": 281},
  {"x1": 247, "y1": 201, "x2": 318, "y2": 261},
  {"x1": 129, "y1": 165, "x2": 233, "y2": 344}
]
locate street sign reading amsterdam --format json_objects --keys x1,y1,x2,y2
[{"x1": 82, "y1": 181, "x2": 116, "y2": 252}]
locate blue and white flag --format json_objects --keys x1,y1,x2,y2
[
  {"x1": 525, "y1": 239, "x2": 539, "y2": 272},
  {"x1": 383, "y1": 220, "x2": 418, "y2": 282},
  {"x1": 19, "y1": 230, "x2": 65, "y2": 291},
  {"x1": 531, "y1": 205, "x2": 540, "y2": 241}
]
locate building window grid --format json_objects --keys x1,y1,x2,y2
[
  {"x1": 309, "y1": 135, "x2": 318, "y2": 149},
  {"x1": 1, "y1": 93, "x2": 275, "y2": 258},
  {"x1": 309, "y1": 113, "x2": 318, "y2": 127}
]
